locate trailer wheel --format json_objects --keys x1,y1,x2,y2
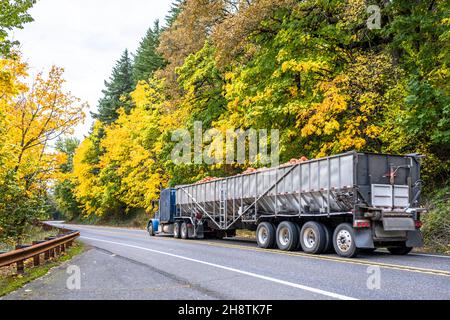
[
  {"x1": 180, "y1": 222, "x2": 189, "y2": 240},
  {"x1": 322, "y1": 224, "x2": 334, "y2": 253},
  {"x1": 256, "y1": 222, "x2": 276, "y2": 249},
  {"x1": 388, "y1": 245, "x2": 412, "y2": 255},
  {"x1": 300, "y1": 222, "x2": 327, "y2": 254},
  {"x1": 276, "y1": 222, "x2": 299, "y2": 251},
  {"x1": 295, "y1": 223, "x2": 303, "y2": 251},
  {"x1": 333, "y1": 223, "x2": 358, "y2": 258},
  {"x1": 173, "y1": 222, "x2": 181, "y2": 239}
]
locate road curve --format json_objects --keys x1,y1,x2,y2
[{"x1": 4, "y1": 223, "x2": 450, "y2": 300}]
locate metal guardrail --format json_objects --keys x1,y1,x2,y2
[{"x1": 0, "y1": 224, "x2": 80, "y2": 274}]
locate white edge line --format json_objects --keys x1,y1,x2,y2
[{"x1": 80, "y1": 236, "x2": 358, "y2": 301}]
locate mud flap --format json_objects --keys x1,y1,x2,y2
[
  {"x1": 354, "y1": 229, "x2": 375, "y2": 249},
  {"x1": 406, "y1": 230, "x2": 424, "y2": 248},
  {"x1": 191, "y1": 224, "x2": 204, "y2": 239}
]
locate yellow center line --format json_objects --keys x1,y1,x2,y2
[{"x1": 77, "y1": 226, "x2": 450, "y2": 277}]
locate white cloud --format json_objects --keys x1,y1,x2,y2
[{"x1": 12, "y1": 0, "x2": 173, "y2": 140}]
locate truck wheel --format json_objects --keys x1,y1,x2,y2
[
  {"x1": 388, "y1": 245, "x2": 413, "y2": 255},
  {"x1": 333, "y1": 223, "x2": 358, "y2": 258},
  {"x1": 322, "y1": 224, "x2": 334, "y2": 253},
  {"x1": 180, "y1": 222, "x2": 189, "y2": 240},
  {"x1": 256, "y1": 222, "x2": 276, "y2": 249},
  {"x1": 147, "y1": 222, "x2": 155, "y2": 237},
  {"x1": 173, "y1": 222, "x2": 181, "y2": 239},
  {"x1": 295, "y1": 223, "x2": 303, "y2": 251},
  {"x1": 276, "y1": 221, "x2": 299, "y2": 251},
  {"x1": 300, "y1": 222, "x2": 327, "y2": 254}
]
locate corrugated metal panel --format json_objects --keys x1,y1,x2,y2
[
  {"x1": 174, "y1": 152, "x2": 422, "y2": 229},
  {"x1": 176, "y1": 152, "x2": 358, "y2": 227}
]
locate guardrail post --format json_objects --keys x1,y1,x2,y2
[
  {"x1": 16, "y1": 260, "x2": 24, "y2": 275},
  {"x1": 61, "y1": 243, "x2": 65, "y2": 253},
  {"x1": 33, "y1": 255, "x2": 40, "y2": 266},
  {"x1": 44, "y1": 250, "x2": 50, "y2": 261},
  {"x1": 14, "y1": 245, "x2": 28, "y2": 275},
  {"x1": 32, "y1": 241, "x2": 41, "y2": 266}
]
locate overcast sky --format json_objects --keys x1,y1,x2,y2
[{"x1": 12, "y1": 0, "x2": 173, "y2": 140}]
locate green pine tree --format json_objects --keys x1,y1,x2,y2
[
  {"x1": 165, "y1": 0, "x2": 185, "y2": 28},
  {"x1": 93, "y1": 49, "x2": 134, "y2": 124},
  {"x1": 132, "y1": 20, "x2": 165, "y2": 83}
]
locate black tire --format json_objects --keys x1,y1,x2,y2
[
  {"x1": 256, "y1": 222, "x2": 276, "y2": 249},
  {"x1": 276, "y1": 221, "x2": 299, "y2": 251},
  {"x1": 173, "y1": 222, "x2": 181, "y2": 239},
  {"x1": 322, "y1": 224, "x2": 334, "y2": 253},
  {"x1": 388, "y1": 245, "x2": 413, "y2": 255},
  {"x1": 180, "y1": 222, "x2": 189, "y2": 240},
  {"x1": 295, "y1": 223, "x2": 303, "y2": 251},
  {"x1": 147, "y1": 221, "x2": 155, "y2": 237},
  {"x1": 300, "y1": 222, "x2": 327, "y2": 254},
  {"x1": 333, "y1": 223, "x2": 359, "y2": 258}
]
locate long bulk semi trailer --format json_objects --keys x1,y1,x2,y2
[{"x1": 147, "y1": 151, "x2": 426, "y2": 258}]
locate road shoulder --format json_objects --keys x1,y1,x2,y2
[
  {"x1": 2, "y1": 246, "x2": 225, "y2": 300},
  {"x1": 0, "y1": 241, "x2": 84, "y2": 297}
]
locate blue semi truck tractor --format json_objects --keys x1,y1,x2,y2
[{"x1": 147, "y1": 151, "x2": 427, "y2": 258}]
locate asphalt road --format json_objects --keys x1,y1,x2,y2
[{"x1": 4, "y1": 223, "x2": 450, "y2": 300}]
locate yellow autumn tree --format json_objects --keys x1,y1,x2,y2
[
  {"x1": 72, "y1": 124, "x2": 106, "y2": 217},
  {"x1": 0, "y1": 55, "x2": 28, "y2": 175},
  {"x1": 0, "y1": 54, "x2": 86, "y2": 244},
  {"x1": 3, "y1": 64, "x2": 86, "y2": 186},
  {"x1": 72, "y1": 79, "x2": 169, "y2": 217},
  {"x1": 298, "y1": 52, "x2": 399, "y2": 157}
]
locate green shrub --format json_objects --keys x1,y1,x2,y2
[{"x1": 422, "y1": 187, "x2": 450, "y2": 254}]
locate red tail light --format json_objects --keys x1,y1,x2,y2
[
  {"x1": 354, "y1": 220, "x2": 371, "y2": 228},
  {"x1": 415, "y1": 220, "x2": 423, "y2": 229}
]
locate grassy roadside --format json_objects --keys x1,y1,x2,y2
[
  {"x1": 422, "y1": 187, "x2": 450, "y2": 254},
  {"x1": 0, "y1": 224, "x2": 60, "y2": 252},
  {"x1": 0, "y1": 241, "x2": 85, "y2": 297},
  {"x1": 236, "y1": 230, "x2": 256, "y2": 239}
]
